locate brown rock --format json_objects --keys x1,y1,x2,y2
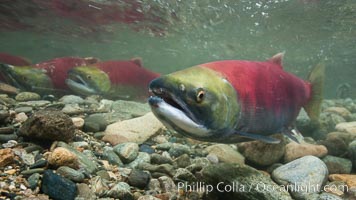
[
  {"x1": 329, "y1": 174, "x2": 356, "y2": 189},
  {"x1": 4, "y1": 169, "x2": 17, "y2": 175},
  {"x1": 320, "y1": 131, "x2": 356, "y2": 157},
  {"x1": 47, "y1": 147, "x2": 79, "y2": 169},
  {"x1": 103, "y1": 112, "x2": 164, "y2": 145},
  {"x1": 325, "y1": 107, "x2": 351, "y2": 119},
  {"x1": 19, "y1": 110, "x2": 75, "y2": 142},
  {"x1": 205, "y1": 144, "x2": 245, "y2": 164},
  {"x1": 238, "y1": 135, "x2": 285, "y2": 166},
  {"x1": 0, "y1": 82, "x2": 19, "y2": 95},
  {"x1": 319, "y1": 137, "x2": 347, "y2": 157},
  {"x1": 0, "y1": 148, "x2": 14, "y2": 167},
  {"x1": 335, "y1": 121, "x2": 356, "y2": 134},
  {"x1": 284, "y1": 142, "x2": 328, "y2": 162},
  {"x1": 327, "y1": 132, "x2": 356, "y2": 144}
]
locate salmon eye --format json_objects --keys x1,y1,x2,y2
[
  {"x1": 87, "y1": 75, "x2": 91, "y2": 79},
  {"x1": 196, "y1": 88, "x2": 205, "y2": 103}
]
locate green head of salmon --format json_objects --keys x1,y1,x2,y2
[
  {"x1": 65, "y1": 66, "x2": 111, "y2": 96},
  {"x1": 148, "y1": 66, "x2": 241, "y2": 142},
  {"x1": 0, "y1": 63, "x2": 53, "y2": 93}
]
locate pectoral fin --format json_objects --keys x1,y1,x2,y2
[
  {"x1": 237, "y1": 131, "x2": 281, "y2": 144},
  {"x1": 282, "y1": 128, "x2": 304, "y2": 143}
]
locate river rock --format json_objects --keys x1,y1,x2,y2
[
  {"x1": 14, "y1": 112, "x2": 28, "y2": 123},
  {"x1": 128, "y1": 169, "x2": 151, "y2": 189},
  {"x1": 284, "y1": 142, "x2": 328, "y2": 162},
  {"x1": 0, "y1": 127, "x2": 14, "y2": 135},
  {"x1": 14, "y1": 106, "x2": 33, "y2": 113},
  {"x1": 139, "y1": 163, "x2": 175, "y2": 177},
  {"x1": 59, "y1": 95, "x2": 85, "y2": 104},
  {"x1": 348, "y1": 140, "x2": 356, "y2": 169},
  {"x1": 319, "y1": 112, "x2": 346, "y2": 133},
  {"x1": 1, "y1": 139, "x2": 17, "y2": 148},
  {"x1": 96, "y1": 170, "x2": 110, "y2": 180},
  {"x1": 113, "y1": 142, "x2": 139, "y2": 163},
  {"x1": 90, "y1": 176, "x2": 109, "y2": 197},
  {"x1": 151, "y1": 153, "x2": 173, "y2": 165},
  {"x1": 57, "y1": 142, "x2": 98, "y2": 174},
  {"x1": 103, "y1": 112, "x2": 165, "y2": 145},
  {"x1": 173, "y1": 154, "x2": 191, "y2": 168},
  {"x1": 324, "y1": 107, "x2": 352, "y2": 119},
  {"x1": 318, "y1": 192, "x2": 343, "y2": 200},
  {"x1": 0, "y1": 133, "x2": 18, "y2": 143},
  {"x1": 320, "y1": 132, "x2": 355, "y2": 157},
  {"x1": 138, "y1": 195, "x2": 161, "y2": 200},
  {"x1": 335, "y1": 121, "x2": 356, "y2": 134},
  {"x1": 27, "y1": 173, "x2": 41, "y2": 190},
  {"x1": 329, "y1": 174, "x2": 356, "y2": 189},
  {"x1": 201, "y1": 163, "x2": 292, "y2": 200},
  {"x1": 56, "y1": 166, "x2": 85, "y2": 182},
  {"x1": 238, "y1": 135, "x2": 285, "y2": 166},
  {"x1": 15, "y1": 92, "x2": 41, "y2": 102},
  {"x1": 272, "y1": 156, "x2": 328, "y2": 199},
  {"x1": 19, "y1": 110, "x2": 75, "y2": 142},
  {"x1": 173, "y1": 168, "x2": 197, "y2": 182},
  {"x1": 84, "y1": 113, "x2": 108, "y2": 132},
  {"x1": 71, "y1": 117, "x2": 84, "y2": 129},
  {"x1": 76, "y1": 183, "x2": 96, "y2": 200},
  {"x1": 158, "y1": 176, "x2": 176, "y2": 193},
  {"x1": 185, "y1": 158, "x2": 210, "y2": 174},
  {"x1": 18, "y1": 100, "x2": 51, "y2": 107},
  {"x1": 322, "y1": 155, "x2": 352, "y2": 174},
  {"x1": 139, "y1": 144, "x2": 155, "y2": 154},
  {"x1": 0, "y1": 148, "x2": 14, "y2": 167},
  {"x1": 41, "y1": 170, "x2": 77, "y2": 200},
  {"x1": 327, "y1": 132, "x2": 356, "y2": 144},
  {"x1": 103, "y1": 146, "x2": 123, "y2": 166},
  {"x1": 47, "y1": 147, "x2": 79, "y2": 169},
  {"x1": 107, "y1": 182, "x2": 133, "y2": 200},
  {"x1": 126, "y1": 152, "x2": 151, "y2": 169},
  {"x1": 61, "y1": 103, "x2": 85, "y2": 115},
  {"x1": 168, "y1": 143, "x2": 191, "y2": 158},
  {"x1": 110, "y1": 100, "x2": 151, "y2": 120},
  {"x1": 205, "y1": 144, "x2": 245, "y2": 164}
]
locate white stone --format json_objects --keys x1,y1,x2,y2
[{"x1": 103, "y1": 112, "x2": 165, "y2": 145}]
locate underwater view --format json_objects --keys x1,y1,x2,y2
[{"x1": 0, "y1": 0, "x2": 356, "y2": 199}]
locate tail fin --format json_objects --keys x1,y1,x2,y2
[{"x1": 303, "y1": 63, "x2": 325, "y2": 123}]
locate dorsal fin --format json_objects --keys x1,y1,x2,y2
[
  {"x1": 84, "y1": 57, "x2": 100, "y2": 64},
  {"x1": 268, "y1": 52, "x2": 284, "y2": 67},
  {"x1": 130, "y1": 57, "x2": 143, "y2": 67}
]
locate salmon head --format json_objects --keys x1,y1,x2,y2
[
  {"x1": 0, "y1": 63, "x2": 53, "y2": 93},
  {"x1": 148, "y1": 66, "x2": 241, "y2": 142},
  {"x1": 65, "y1": 66, "x2": 111, "y2": 96}
]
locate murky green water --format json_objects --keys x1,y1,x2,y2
[{"x1": 0, "y1": 0, "x2": 355, "y2": 98}]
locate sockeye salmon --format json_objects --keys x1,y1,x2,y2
[
  {"x1": 0, "y1": 57, "x2": 99, "y2": 95},
  {"x1": 148, "y1": 53, "x2": 324, "y2": 143},
  {"x1": 65, "y1": 58, "x2": 160, "y2": 101}
]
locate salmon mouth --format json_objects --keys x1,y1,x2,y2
[
  {"x1": 0, "y1": 64, "x2": 21, "y2": 88},
  {"x1": 65, "y1": 73, "x2": 97, "y2": 95},
  {"x1": 149, "y1": 87, "x2": 199, "y2": 124}
]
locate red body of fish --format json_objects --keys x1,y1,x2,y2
[
  {"x1": 34, "y1": 57, "x2": 99, "y2": 90},
  {"x1": 0, "y1": 52, "x2": 31, "y2": 66},
  {"x1": 203, "y1": 59, "x2": 311, "y2": 133},
  {"x1": 0, "y1": 52, "x2": 31, "y2": 83},
  {"x1": 95, "y1": 60, "x2": 160, "y2": 91}
]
